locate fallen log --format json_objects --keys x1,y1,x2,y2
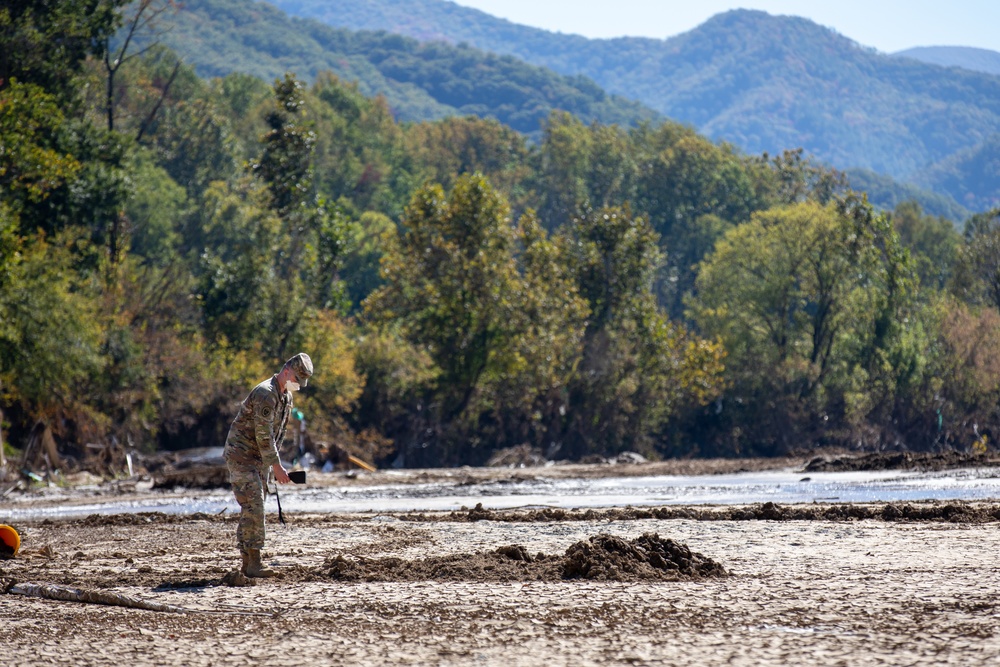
[
  {"x1": 1, "y1": 578, "x2": 276, "y2": 616},
  {"x1": 5, "y1": 581, "x2": 192, "y2": 613}
]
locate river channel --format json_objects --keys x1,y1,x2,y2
[{"x1": 4, "y1": 465, "x2": 1000, "y2": 521}]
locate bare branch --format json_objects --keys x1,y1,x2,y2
[{"x1": 135, "y1": 59, "x2": 181, "y2": 143}]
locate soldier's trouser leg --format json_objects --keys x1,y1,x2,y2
[{"x1": 229, "y1": 465, "x2": 266, "y2": 551}]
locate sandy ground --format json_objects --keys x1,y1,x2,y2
[{"x1": 2, "y1": 456, "x2": 1000, "y2": 666}]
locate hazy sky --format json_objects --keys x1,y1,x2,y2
[{"x1": 449, "y1": 1, "x2": 1000, "y2": 54}]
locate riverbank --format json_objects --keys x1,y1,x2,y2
[{"x1": 2, "y1": 505, "x2": 999, "y2": 666}]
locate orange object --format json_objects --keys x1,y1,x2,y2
[
  {"x1": 347, "y1": 455, "x2": 376, "y2": 472},
  {"x1": 0, "y1": 524, "x2": 20, "y2": 557}
]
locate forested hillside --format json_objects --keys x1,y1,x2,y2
[
  {"x1": 271, "y1": 0, "x2": 1000, "y2": 213},
  {"x1": 139, "y1": 0, "x2": 661, "y2": 135},
  {"x1": 914, "y1": 134, "x2": 1000, "y2": 212},
  {"x1": 3, "y1": 1, "x2": 1000, "y2": 475}
]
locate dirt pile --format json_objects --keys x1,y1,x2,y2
[
  {"x1": 563, "y1": 533, "x2": 727, "y2": 581},
  {"x1": 802, "y1": 450, "x2": 999, "y2": 473},
  {"x1": 311, "y1": 533, "x2": 727, "y2": 583}
]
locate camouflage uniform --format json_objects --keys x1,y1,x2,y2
[{"x1": 224, "y1": 353, "x2": 313, "y2": 551}]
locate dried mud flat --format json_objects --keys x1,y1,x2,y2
[{"x1": 1, "y1": 499, "x2": 999, "y2": 667}]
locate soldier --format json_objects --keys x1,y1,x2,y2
[{"x1": 224, "y1": 353, "x2": 313, "y2": 577}]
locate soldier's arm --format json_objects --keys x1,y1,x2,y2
[
  {"x1": 251, "y1": 389, "x2": 282, "y2": 467},
  {"x1": 274, "y1": 394, "x2": 290, "y2": 450},
  {"x1": 272, "y1": 394, "x2": 292, "y2": 484}
]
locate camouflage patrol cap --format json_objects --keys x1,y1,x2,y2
[{"x1": 284, "y1": 352, "x2": 314, "y2": 387}]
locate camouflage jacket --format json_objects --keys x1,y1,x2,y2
[{"x1": 224, "y1": 375, "x2": 292, "y2": 468}]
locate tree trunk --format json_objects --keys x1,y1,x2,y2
[{"x1": 0, "y1": 406, "x2": 6, "y2": 471}]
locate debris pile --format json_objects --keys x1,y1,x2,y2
[{"x1": 803, "y1": 450, "x2": 998, "y2": 473}]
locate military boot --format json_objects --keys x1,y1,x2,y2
[
  {"x1": 245, "y1": 548, "x2": 275, "y2": 578},
  {"x1": 239, "y1": 549, "x2": 250, "y2": 575}
]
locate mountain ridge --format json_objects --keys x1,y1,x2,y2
[
  {"x1": 147, "y1": 0, "x2": 661, "y2": 134},
  {"x1": 268, "y1": 0, "x2": 1000, "y2": 211},
  {"x1": 894, "y1": 46, "x2": 1000, "y2": 77}
]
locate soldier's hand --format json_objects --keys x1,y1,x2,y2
[{"x1": 272, "y1": 463, "x2": 291, "y2": 484}]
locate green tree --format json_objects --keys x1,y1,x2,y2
[
  {"x1": 405, "y1": 115, "x2": 532, "y2": 199},
  {"x1": 123, "y1": 51, "x2": 240, "y2": 204},
  {"x1": 340, "y1": 210, "x2": 396, "y2": 312},
  {"x1": 197, "y1": 178, "x2": 283, "y2": 350},
  {"x1": 690, "y1": 199, "x2": 916, "y2": 452},
  {"x1": 0, "y1": 1, "x2": 133, "y2": 269},
  {"x1": 536, "y1": 111, "x2": 592, "y2": 228},
  {"x1": 637, "y1": 134, "x2": 766, "y2": 318},
  {"x1": 245, "y1": 74, "x2": 350, "y2": 355},
  {"x1": 765, "y1": 148, "x2": 848, "y2": 206},
  {"x1": 365, "y1": 175, "x2": 523, "y2": 431},
  {"x1": 0, "y1": 0, "x2": 123, "y2": 106},
  {"x1": 364, "y1": 175, "x2": 592, "y2": 462},
  {"x1": 310, "y1": 73, "x2": 417, "y2": 219},
  {"x1": 887, "y1": 294, "x2": 1000, "y2": 452},
  {"x1": 586, "y1": 123, "x2": 639, "y2": 210},
  {"x1": 487, "y1": 211, "x2": 589, "y2": 449},
  {"x1": 124, "y1": 148, "x2": 188, "y2": 266},
  {"x1": 951, "y1": 209, "x2": 1000, "y2": 310},
  {"x1": 560, "y1": 206, "x2": 725, "y2": 458},
  {"x1": 0, "y1": 230, "x2": 105, "y2": 439},
  {"x1": 891, "y1": 200, "x2": 960, "y2": 292},
  {"x1": 0, "y1": 81, "x2": 82, "y2": 216}
]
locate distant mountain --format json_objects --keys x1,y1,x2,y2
[
  {"x1": 148, "y1": 0, "x2": 661, "y2": 134},
  {"x1": 269, "y1": 0, "x2": 1000, "y2": 210},
  {"x1": 894, "y1": 46, "x2": 1000, "y2": 77}
]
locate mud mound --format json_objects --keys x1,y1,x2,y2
[
  {"x1": 310, "y1": 533, "x2": 726, "y2": 583},
  {"x1": 317, "y1": 549, "x2": 563, "y2": 582},
  {"x1": 803, "y1": 450, "x2": 999, "y2": 473},
  {"x1": 563, "y1": 534, "x2": 727, "y2": 581},
  {"x1": 75, "y1": 512, "x2": 223, "y2": 527},
  {"x1": 78, "y1": 512, "x2": 178, "y2": 527}
]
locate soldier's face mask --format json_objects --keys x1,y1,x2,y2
[{"x1": 286, "y1": 380, "x2": 301, "y2": 392}]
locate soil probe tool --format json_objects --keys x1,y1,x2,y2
[{"x1": 272, "y1": 470, "x2": 306, "y2": 525}]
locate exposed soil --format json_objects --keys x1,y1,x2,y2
[
  {"x1": 302, "y1": 533, "x2": 727, "y2": 584},
  {"x1": 3, "y1": 456, "x2": 1000, "y2": 666},
  {"x1": 1, "y1": 508, "x2": 998, "y2": 666}
]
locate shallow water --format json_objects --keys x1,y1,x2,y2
[{"x1": 5, "y1": 466, "x2": 1000, "y2": 521}]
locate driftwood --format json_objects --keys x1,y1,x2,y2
[
  {"x1": 6, "y1": 581, "x2": 192, "y2": 613},
  {"x1": 152, "y1": 463, "x2": 230, "y2": 490},
  {"x1": 20, "y1": 423, "x2": 62, "y2": 473},
  {"x1": 1, "y1": 578, "x2": 276, "y2": 616}
]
